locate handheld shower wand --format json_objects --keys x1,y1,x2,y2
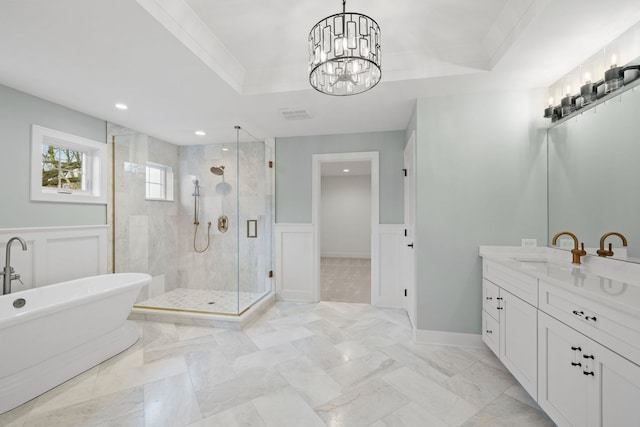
[{"x1": 192, "y1": 179, "x2": 211, "y2": 253}]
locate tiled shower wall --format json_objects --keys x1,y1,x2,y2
[
  {"x1": 110, "y1": 123, "x2": 272, "y2": 299},
  {"x1": 178, "y1": 140, "x2": 272, "y2": 294},
  {"x1": 110, "y1": 123, "x2": 180, "y2": 298}
]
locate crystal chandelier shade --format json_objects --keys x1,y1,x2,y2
[{"x1": 308, "y1": 1, "x2": 382, "y2": 96}]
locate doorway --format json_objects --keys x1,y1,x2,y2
[
  {"x1": 312, "y1": 152, "x2": 380, "y2": 304},
  {"x1": 320, "y1": 160, "x2": 371, "y2": 303}
]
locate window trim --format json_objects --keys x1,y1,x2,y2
[{"x1": 30, "y1": 125, "x2": 107, "y2": 204}]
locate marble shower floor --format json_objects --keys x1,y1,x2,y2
[
  {"x1": 1, "y1": 301, "x2": 555, "y2": 427},
  {"x1": 135, "y1": 288, "x2": 268, "y2": 315},
  {"x1": 321, "y1": 257, "x2": 371, "y2": 304}
]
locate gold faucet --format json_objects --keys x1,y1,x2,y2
[
  {"x1": 552, "y1": 231, "x2": 587, "y2": 265},
  {"x1": 597, "y1": 232, "x2": 628, "y2": 257}
]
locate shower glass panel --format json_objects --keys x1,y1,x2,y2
[
  {"x1": 237, "y1": 136, "x2": 273, "y2": 314},
  {"x1": 110, "y1": 122, "x2": 273, "y2": 317}
]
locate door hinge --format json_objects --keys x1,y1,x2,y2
[
  {"x1": 404, "y1": 289, "x2": 407, "y2": 297},
  {"x1": 269, "y1": 161, "x2": 274, "y2": 168},
  {"x1": 403, "y1": 168, "x2": 407, "y2": 177},
  {"x1": 268, "y1": 270, "x2": 273, "y2": 278},
  {"x1": 404, "y1": 229, "x2": 407, "y2": 237}
]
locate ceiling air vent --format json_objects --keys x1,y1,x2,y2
[{"x1": 279, "y1": 108, "x2": 312, "y2": 120}]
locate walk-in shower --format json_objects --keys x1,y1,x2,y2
[{"x1": 109, "y1": 123, "x2": 273, "y2": 320}]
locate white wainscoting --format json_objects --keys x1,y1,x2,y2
[
  {"x1": 0, "y1": 225, "x2": 108, "y2": 290},
  {"x1": 275, "y1": 224, "x2": 314, "y2": 301},
  {"x1": 275, "y1": 222, "x2": 405, "y2": 308},
  {"x1": 373, "y1": 224, "x2": 404, "y2": 308}
]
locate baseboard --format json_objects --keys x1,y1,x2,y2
[
  {"x1": 320, "y1": 252, "x2": 371, "y2": 259},
  {"x1": 414, "y1": 329, "x2": 483, "y2": 348}
]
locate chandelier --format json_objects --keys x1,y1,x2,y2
[{"x1": 308, "y1": 0, "x2": 382, "y2": 96}]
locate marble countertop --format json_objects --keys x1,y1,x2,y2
[{"x1": 479, "y1": 246, "x2": 640, "y2": 317}]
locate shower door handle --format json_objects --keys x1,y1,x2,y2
[{"x1": 407, "y1": 243, "x2": 414, "y2": 248}]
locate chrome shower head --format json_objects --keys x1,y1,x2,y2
[{"x1": 210, "y1": 165, "x2": 225, "y2": 176}]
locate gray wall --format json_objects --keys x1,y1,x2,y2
[
  {"x1": 414, "y1": 89, "x2": 548, "y2": 334},
  {"x1": 0, "y1": 84, "x2": 107, "y2": 227},
  {"x1": 275, "y1": 130, "x2": 405, "y2": 224},
  {"x1": 321, "y1": 175, "x2": 371, "y2": 258}
]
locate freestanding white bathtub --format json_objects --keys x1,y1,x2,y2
[{"x1": 0, "y1": 272, "x2": 150, "y2": 414}]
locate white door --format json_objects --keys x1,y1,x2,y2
[{"x1": 403, "y1": 132, "x2": 417, "y2": 328}]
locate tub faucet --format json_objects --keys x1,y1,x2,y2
[
  {"x1": 597, "y1": 232, "x2": 628, "y2": 257},
  {"x1": 2, "y1": 236, "x2": 27, "y2": 295},
  {"x1": 552, "y1": 231, "x2": 587, "y2": 265}
]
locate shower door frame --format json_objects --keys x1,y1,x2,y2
[{"x1": 311, "y1": 151, "x2": 380, "y2": 304}]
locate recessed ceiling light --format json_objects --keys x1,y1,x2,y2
[
  {"x1": 195, "y1": 130, "x2": 206, "y2": 136},
  {"x1": 343, "y1": 169, "x2": 350, "y2": 173},
  {"x1": 222, "y1": 148, "x2": 229, "y2": 151},
  {"x1": 115, "y1": 103, "x2": 128, "y2": 110}
]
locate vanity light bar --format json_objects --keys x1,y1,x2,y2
[{"x1": 544, "y1": 58, "x2": 640, "y2": 123}]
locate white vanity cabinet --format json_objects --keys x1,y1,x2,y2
[
  {"x1": 480, "y1": 249, "x2": 640, "y2": 427},
  {"x1": 538, "y1": 311, "x2": 640, "y2": 427},
  {"x1": 482, "y1": 260, "x2": 538, "y2": 399}
]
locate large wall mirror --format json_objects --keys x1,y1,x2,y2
[{"x1": 548, "y1": 85, "x2": 640, "y2": 262}]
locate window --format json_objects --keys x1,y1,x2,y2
[
  {"x1": 145, "y1": 162, "x2": 174, "y2": 201},
  {"x1": 30, "y1": 125, "x2": 107, "y2": 204}
]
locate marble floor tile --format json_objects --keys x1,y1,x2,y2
[
  {"x1": 382, "y1": 401, "x2": 449, "y2": 427},
  {"x1": 28, "y1": 366, "x2": 99, "y2": 417},
  {"x1": 25, "y1": 386, "x2": 144, "y2": 427},
  {"x1": 379, "y1": 342, "x2": 453, "y2": 385},
  {"x1": 315, "y1": 378, "x2": 409, "y2": 427},
  {"x1": 443, "y1": 359, "x2": 518, "y2": 408},
  {"x1": 143, "y1": 373, "x2": 201, "y2": 427},
  {"x1": 95, "y1": 409, "x2": 144, "y2": 427},
  {"x1": 186, "y1": 402, "x2": 265, "y2": 427},
  {"x1": 212, "y1": 329, "x2": 259, "y2": 360},
  {"x1": 302, "y1": 319, "x2": 353, "y2": 344},
  {"x1": 0, "y1": 398, "x2": 38, "y2": 427},
  {"x1": 290, "y1": 335, "x2": 350, "y2": 370},
  {"x1": 194, "y1": 368, "x2": 288, "y2": 417},
  {"x1": 185, "y1": 348, "x2": 237, "y2": 390},
  {"x1": 327, "y1": 350, "x2": 399, "y2": 391},
  {"x1": 231, "y1": 343, "x2": 302, "y2": 374},
  {"x1": 1, "y1": 300, "x2": 557, "y2": 426},
  {"x1": 461, "y1": 393, "x2": 555, "y2": 427},
  {"x1": 382, "y1": 366, "x2": 479, "y2": 426},
  {"x1": 92, "y1": 356, "x2": 188, "y2": 399},
  {"x1": 175, "y1": 324, "x2": 221, "y2": 342},
  {"x1": 252, "y1": 385, "x2": 326, "y2": 427},
  {"x1": 275, "y1": 357, "x2": 343, "y2": 407},
  {"x1": 143, "y1": 334, "x2": 218, "y2": 364},
  {"x1": 248, "y1": 325, "x2": 314, "y2": 350},
  {"x1": 503, "y1": 383, "x2": 541, "y2": 410}
]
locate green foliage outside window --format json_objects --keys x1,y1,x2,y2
[{"x1": 41, "y1": 145, "x2": 84, "y2": 190}]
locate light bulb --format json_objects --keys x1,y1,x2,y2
[
  {"x1": 611, "y1": 54, "x2": 617, "y2": 67},
  {"x1": 584, "y1": 72, "x2": 591, "y2": 83},
  {"x1": 548, "y1": 97, "x2": 554, "y2": 106},
  {"x1": 565, "y1": 85, "x2": 571, "y2": 95}
]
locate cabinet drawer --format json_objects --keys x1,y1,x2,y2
[
  {"x1": 483, "y1": 279, "x2": 500, "y2": 320},
  {"x1": 539, "y1": 281, "x2": 640, "y2": 365},
  {"x1": 482, "y1": 309, "x2": 499, "y2": 356},
  {"x1": 484, "y1": 260, "x2": 538, "y2": 306}
]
